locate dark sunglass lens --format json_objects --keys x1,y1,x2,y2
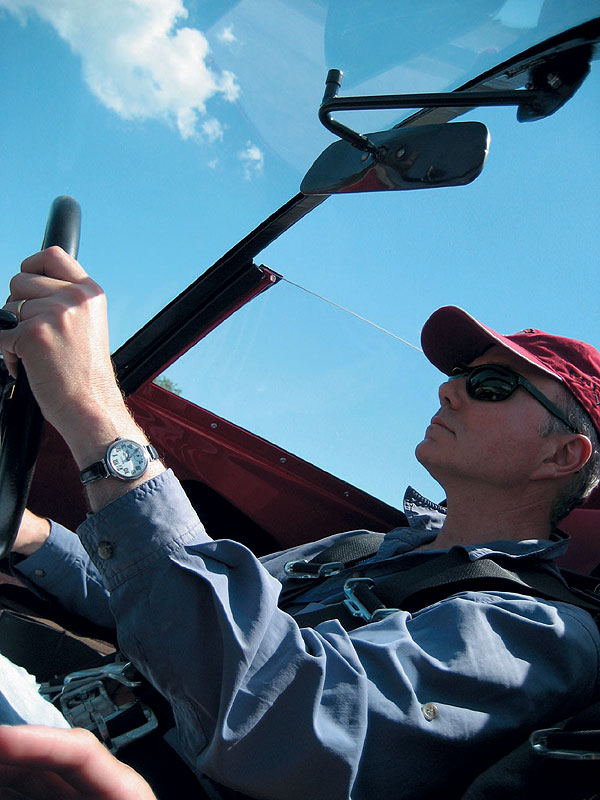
[{"x1": 468, "y1": 367, "x2": 517, "y2": 401}]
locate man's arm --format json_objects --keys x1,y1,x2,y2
[
  {"x1": 11, "y1": 509, "x2": 51, "y2": 556},
  {"x1": 1, "y1": 246, "x2": 164, "y2": 512},
  {"x1": 10, "y1": 512, "x2": 114, "y2": 629}
]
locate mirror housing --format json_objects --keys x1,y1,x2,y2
[{"x1": 301, "y1": 121, "x2": 489, "y2": 195}]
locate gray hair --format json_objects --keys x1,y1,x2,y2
[{"x1": 540, "y1": 392, "x2": 600, "y2": 524}]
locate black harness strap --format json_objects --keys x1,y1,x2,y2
[
  {"x1": 307, "y1": 532, "x2": 386, "y2": 566},
  {"x1": 287, "y1": 546, "x2": 600, "y2": 631}
]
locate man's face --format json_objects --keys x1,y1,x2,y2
[{"x1": 415, "y1": 345, "x2": 569, "y2": 492}]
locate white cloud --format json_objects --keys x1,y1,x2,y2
[
  {"x1": 217, "y1": 24, "x2": 236, "y2": 44},
  {"x1": 1, "y1": 0, "x2": 239, "y2": 140},
  {"x1": 202, "y1": 117, "x2": 224, "y2": 143},
  {"x1": 239, "y1": 141, "x2": 264, "y2": 180}
]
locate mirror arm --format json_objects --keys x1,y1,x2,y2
[
  {"x1": 320, "y1": 70, "x2": 380, "y2": 155},
  {"x1": 319, "y1": 69, "x2": 546, "y2": 153}
]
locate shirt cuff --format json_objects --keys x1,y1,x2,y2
[
  {"x1": 78, "y1": 469, "x2": 209, "y2": 592},
  {"x1": 12, "y1": 521, "x2": 85, "y2": 593}
]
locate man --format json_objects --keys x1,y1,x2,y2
[{"x1": 1, "y1": 245, "x2": 600, "y2": 799}]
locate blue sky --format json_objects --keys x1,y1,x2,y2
[{"x1": 1, "y1": 1, "x2": 599, "y2": 509}]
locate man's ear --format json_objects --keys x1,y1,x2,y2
[{"x1": 532, "y1": 434, "x2": 593, "y2": 481}]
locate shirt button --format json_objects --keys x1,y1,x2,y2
[
  {"x1": 421, "y1": 702, "x2": 439, "y2": 721},
  {"x1": 97, "y1": 541, "x2": 114, "y2": 560},
  {"x1": 33, "y1": 568, "x2": 46, "y2": 578}
]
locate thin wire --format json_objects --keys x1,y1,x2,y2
[{"x1": 278, "y1": 275, "x2": 423, "y2": 353}]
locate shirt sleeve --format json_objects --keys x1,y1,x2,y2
[
  {"x1": 78, "y1": 470, "x2": 600, "y2": 800},
  {"x1": 13, "y1": 521, "x2": 115, "y2": 630}
]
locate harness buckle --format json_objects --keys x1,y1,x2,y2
[
  {"x1": 40, "y1": 660, "x2": 158, "y2": 753},
  {"x1": 530, "y1": 727, "x2": 600, "y2": 761},
  {"x1": 343, "y1": 577, "x2": 398, "y2": 622},
  {"x1": 284, "y1": 559, "x2": 345, "y2": 579}
]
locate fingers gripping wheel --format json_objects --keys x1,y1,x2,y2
[{"x1": 0, "y1": 196, "x2": 81, "y2": 558}]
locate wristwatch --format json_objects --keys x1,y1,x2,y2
[{"x1": 80, "y1": 438, "x2": 159, "y2": 485}]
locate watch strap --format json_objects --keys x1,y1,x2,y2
[{"x1": 80, "y1": 459, "x2": 111, "y2": 485}]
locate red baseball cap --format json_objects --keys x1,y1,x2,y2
[{"x1": 421, "y1": 306, "x2": 600, "y2": 439}]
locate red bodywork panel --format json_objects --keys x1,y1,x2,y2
[
  {"x1": 558, "y1": 507, "x2": 600, "y2": 574},
  {"x1": 27, "y1": 381, "x2": 409, "y2": 551}
]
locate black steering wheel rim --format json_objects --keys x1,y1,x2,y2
[{"x1": 0, "y1": 196, "x2": 81, "y2": 558}]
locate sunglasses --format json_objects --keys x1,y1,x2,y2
[{"x1": 449, "y1": 363, "x2": 578, "y2": 434}]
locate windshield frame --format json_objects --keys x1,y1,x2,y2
[{"x1": 113, "y1": 17, "x2": 600, "y2": 396}]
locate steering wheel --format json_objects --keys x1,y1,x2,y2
[{"x1": 0, "y1": 196, "x2": 81, "y2": 558}]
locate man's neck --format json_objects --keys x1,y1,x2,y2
[{"x1": 422, "y1": 483, "x2": 554, "y2": 550}]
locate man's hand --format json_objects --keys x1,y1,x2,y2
[
  {"x1": 11, "y1": 509, "x2": 51, "y2": 557},
  {"x1": 0, "y1": 725, "x2": 157, "y2": 799},
  {"x1": 0, "y1": 248, "x2": 163, "y2": 511},
  {"x1": 0, "y1": 247, "x2": 124, "y2": 448}
]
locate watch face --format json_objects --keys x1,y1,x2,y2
[{"x1": 107, "y1": 439, "x2": 148, "y2": 480}]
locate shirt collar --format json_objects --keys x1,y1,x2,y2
[
  {"x1": 380, "y1": 487, "x2": 571, "y2": 562},
  {"x1": 402, "y1": 486, "x2": 447, "y2": 531},
  {"x1": 464, "y1": 528, "x2": 570, "y2": 561}
]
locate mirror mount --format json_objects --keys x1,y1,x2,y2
[
  {"x1": 517, "y1": 42, "x2": 592, "y2": 122},
  {"x1": 318, "y1": 69, "x2": 556, "y2": 155},
  {"x1": 303, "y1": 41, "x2": 592, "y2": 198}
]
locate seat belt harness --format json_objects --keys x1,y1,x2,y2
[{"x1": 283, "y1": 539, "x2": 600, "y2": 631}]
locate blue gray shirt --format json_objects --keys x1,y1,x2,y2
[{"x1": 15, "y1": 471, "x2": 600, "y2": 799}]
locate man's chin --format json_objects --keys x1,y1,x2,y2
[
  {"x1": 414, "y1": 438, "x2": 433, "y2": 469},
  {"x1": 414, "y1": 439, "x2": 444, "y2": 481}
]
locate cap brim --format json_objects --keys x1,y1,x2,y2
[{"x1": 420, "y1": 306, "x2": 561, "y2": 381}]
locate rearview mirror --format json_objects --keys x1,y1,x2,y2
[{"x1": 301, "y1": 121, "x2": 489, "y2": 195}]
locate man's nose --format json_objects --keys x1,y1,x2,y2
[{"x1": 438, "y1": 375, "x2": 465, "y2": 408}]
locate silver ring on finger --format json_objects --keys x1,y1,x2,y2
[{"x1": 15, "y1": 298, "x2": 28, "y2": 322}]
